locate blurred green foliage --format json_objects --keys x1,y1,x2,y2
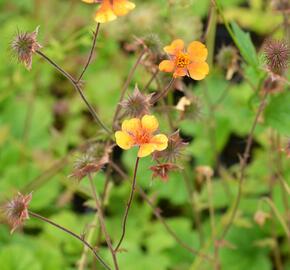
[{"x1": 0, "y1": 0, "x2": 289, "y2": 270}]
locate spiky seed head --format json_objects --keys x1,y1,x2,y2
[
  {"x1": 120, "y1": 85, "x2": 153, "y2": 118},
  {"x1": 195, "y1": 165, "x2": 214, "y2": 183},
  {"x1": 263, "y1": 39, "x2": 289, "y2": 75},
  {"x1": 176, "y1": 95, "x2": 202, "y2": 121},
  {"x1": 254, "y1": 210, "x2": 270, "y2": 227},
  {"x1": 153, "y1": 130, "x2": 188, "y2": 162},
  {"x1": 271, "y1": 0, "x2": 290, "y2": 12},
  {"x1": 11, "y1": 26, "x2": 41, "y2": 70},
  {"x1": 70, "y1": 143, "x2": 111, "y2": 181},
  {"x1": 216, "y1": 46, "x2": 239, "y2": 80},
  {"x1": 4, "y1": 192, "x2": 32, "y2": 233}
]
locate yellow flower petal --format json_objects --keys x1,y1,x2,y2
[
  {"x1": 173, "y1": 67, "x2": 187, "y2": 78},
  {"x1": 150, "y1": 134, "x2": 168, "y2": 151},
  {"x1": 82, "y1": 0, "x2": 97, "y2": 3},
  {"x1": 115, "y1": 131, "x2": 134, "y2": 150},
  {"x1": 95, "y1": 0, "x2": 117, "y2": 23},
  {"x1": 159, "y1": 60, "x2": 175, "y2": 73},
  {"x1": 122, "y1": 118, "x2": 141, "y2": 135},
  {"x1": 187, "y1": 41, "x2": 208, "y2": 62},
  {"x1": 164, "y1": 39, "x2": 184, "y2": 55},
  {"x1": 188, "y1": 62, "x2": 209, "y2": 80},
  {"x1": 138, "y1": 144, "x2": 155, "y2": 157},
  {"x1": 113, "y1": 0, "x2": 135, "y2": 16},
  {"x1": 141, "y1": 115, "x2": 159, "y2": 133}
]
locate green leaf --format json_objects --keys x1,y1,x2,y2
[
  {"x1": 220, "y1": 226, "x2": 272, "y2": 270},
  {"x1": 231, "y1": 22, "x2": 259, "y2": 68},
  {"x1": 0, "y1": 244, "x2": 41, "y2": 270},
  {"x1": 264, "y1": 92, "x2": 290, "y2": 135}
]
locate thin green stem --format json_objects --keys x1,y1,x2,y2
[
  {"x1": 261, "y1": 197, "x2": 290, "y2": 238},
  {"x1": 206, "y1": 175, "x2": 219, "y2": 270}
]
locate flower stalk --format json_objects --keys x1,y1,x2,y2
[
  {"x1": 28, "y1": 211, "x2": 112, "y2": 270},
  {"x1": 114, "y1": 157, "x2": 140, "y2": 252},
  {"x1": 36, "y1": 50, "x2": 111, "y2": 134}
]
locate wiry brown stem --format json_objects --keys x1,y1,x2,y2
[
  {"x1": 88, "y1": 174, "x2": 119, "y2": 270},
  {"x1": 36, "y1": 50, "x2": 111, "y2": 134},
  {"x1": 29, "y1": 211, "x2": 112, "y2": 270},
  {"x1": 219, "y1": 91, "x2": 269, "y2": 240},
  {"x1": 114, "y1": 157, "x2": 140, "y2": 252},
  {"x1": 110, "y1": 161, "x2": 213, "y2": 262},
  {"x1": 112, "y1": 49, "x2": 147, "y2": 128},
  {"x1": 151, "y1": 77, "x2": 175, "y2": 104},
  {"x1": 77, "y1": 23, "x2": 101, "y2": 83}
]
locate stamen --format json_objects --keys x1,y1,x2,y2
[{"x1": 176, "y1": 53, "x2": 190, "y2": 68}]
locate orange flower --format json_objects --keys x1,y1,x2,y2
[
  {"x1": 115, "y1": 115, "x2": 168, "y2": 158},
  {"x1": 159, "y1": 39, "x2": 209, "y2": 80},
  {"x1": 82, "y1": 0, "x2": 135, "y2": 23}
]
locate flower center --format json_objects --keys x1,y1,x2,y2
[
  {"x1": 134, "y1": 130, "x2": 151, "y2": 145},
  {"x1": 176, "y1": 53, "x2": 190, "y2": 68}
]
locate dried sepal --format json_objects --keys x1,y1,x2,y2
[{"x1": 150, "y1": 163, "x2": 180, "y2": 182}]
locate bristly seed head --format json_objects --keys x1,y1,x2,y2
[
  {"x1": 11, "y1": 26, "x2": 42, "y2": 70},
  {"x1": 4, "y1": 192, "x2": 32, "y2": 233},
  {"x1": 263, "y1": 39, "x2": 289, "y2": 76},
  {"x1": 70, "y1": 143, "x2": 111, "y2": 181},
  {"x1": 153, "y1": 130, "x2": 188, "y2": 162},
  {"x1": 120, "y1": 85, "x2": 153, "y2": 118}
]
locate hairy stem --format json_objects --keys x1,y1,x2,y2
[
  {"x1": 151, "y1": 77, "x2": 175, "y2": 104},
  {"x1": 77, "y1": 23, "x2": 101, "y2": 83},
  {"x1": 112, "y1": 49, "x2": 147, "y2": 128},
  {"x1": 206, "y1": 175, "x2": 219, "y2": 270},
  {"x1": 88, "y1": 174, "x2": 119, "y2": 270},
  {"x1": 29, "y1": 211, "x2": 112, "y2": 270},
  {"x1": 78, "y1": 214, "x2": 98, "y2": 270},
  {"x1": 110, "y1": 161, "x2": 213, "y2": 261},
  {"x1": 262, "y1": 197, "x2": 290, "y2": 238},
  {"x1": 114, "y1": 157, "x2": 140, "y2": 251},
  {"x1": 36, "y1": 50, "x2": 111, "y2": 134},
  {"x1": 219, "y1": 90, "x2": 269, "y2": 240}
]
